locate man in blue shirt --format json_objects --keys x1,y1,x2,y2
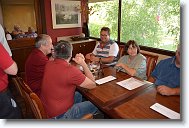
[{"x1": 149, "y1": 44, "x2": 180, "y2": 96}]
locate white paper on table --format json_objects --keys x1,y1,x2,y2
[
  {"x1": 95, "y1": 76, "x2": 116, "y2": 85},
  {"x1": 150, "y1": 103, "x2": 180, "y2": 119},
  {"x1": 116, "y1": 77, "x2": 146, "y2": 90},
  {"x1": 143, "y1": 80, "x2": 154, "y2": 85}
]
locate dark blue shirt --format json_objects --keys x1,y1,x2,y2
[{"x1": 151, "y1": 57, "x2": 180, "y2": 88}]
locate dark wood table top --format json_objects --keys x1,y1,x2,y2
[
  {"x1": 75, "y1": 63, "x2": 180, "y2": 119},
  {"x1": 104, "y1": 85, "x2": 180, "y2": 119},
  {"x1": 77, "y1": 66, "x2": 154, "y2": 114}
]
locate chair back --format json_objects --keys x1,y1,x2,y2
[
  {"x1": 12, "y1": 76, "x2": 48, "y2": 119},
  {"x1": 118, "y1": 45, "x2": 125, "y2": 58},
  {"x1": 29, "y1": 92, "x2": 48, "y2": 119},
  {"x1": 12, "y1": 76, "x2": 25, "y2": 97},
  {"x1": 140, "y1": 51, "x2": 159, "y2": 80},
  {"x1": 17, "y1": 77, "x2": 33, "y2": 94}
]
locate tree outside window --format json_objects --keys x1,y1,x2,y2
[{"x1": 88, "y1": 0, "x2": 180, "y2": 51}]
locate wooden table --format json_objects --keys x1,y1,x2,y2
[
  {"x1": 76, "y1": 64, "x2": 180, "y2": 119},
  {"x1": 77, "y1": 67, "x2": 163, "y2": 118},
  {"x1": 104, "y1": 85, "x2": 180, "y2": 119}
]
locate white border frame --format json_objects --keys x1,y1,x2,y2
[{"x1": 51, "y1": 0, "x2": 81, "y2": 29}]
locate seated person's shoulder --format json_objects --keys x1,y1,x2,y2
[
  {"x1": 109, "y1": 40, "x2": 117, "y2": 45},
  {"x1": 138, "y1": 53, "x2": 146, "y2": 60},
  {"x1": 159, "y1": 56, "x2": 174, "y2": 65}
]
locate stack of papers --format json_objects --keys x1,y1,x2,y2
[
  {"x1": 95, "y1": 76, "x2": 116, "y2": 85},
  {"x1": 150, "y1": 103, "x2": 180, "y2": 119},
  {"x1": 116, "y1": 77, "x2": 146, "y2": 90}
]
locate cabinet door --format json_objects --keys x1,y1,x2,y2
[
  {"x1": 72, "y1": 43, "x2": 82, "y2": 57},
  {"x1": 81, "y1": 41, "x2": 96, "y2": 56},
  {"x1": 72, "y1": 41, "x2": 96, "y2": 57}
]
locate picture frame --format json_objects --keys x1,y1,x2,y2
[{"x1": 51, "y1": 0, "x2": 81, "y2": 29}]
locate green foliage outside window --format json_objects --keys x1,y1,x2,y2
[{"x1": 88, "y1": 0, "x2": 180, "y2": 51}]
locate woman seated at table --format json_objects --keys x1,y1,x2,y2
[{"x1": 115, "y1": 40, "x2": 147, "y2": 80}]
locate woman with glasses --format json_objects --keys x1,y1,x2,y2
[{"x1": 115, "y1": 40, "x2": 147, "y2": 80}]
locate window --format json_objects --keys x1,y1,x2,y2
[
  {"x1": 88, "y1": 0, "x2": 180, "y2": 51},
  {"x1": 88, "y1": 0, "x2": 119, "y2": 40},
  {"x1": 121, "y1": 0, "x2": 180, "y2": 51}
]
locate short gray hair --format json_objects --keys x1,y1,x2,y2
[{"x1": 35, "y1": 34, "x2": 51, "y2": 48}]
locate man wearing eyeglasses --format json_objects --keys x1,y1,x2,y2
[{"x1": 86, "y1": 27, "x2": 119, "y2": 65}]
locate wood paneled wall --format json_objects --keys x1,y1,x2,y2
[{"x1": 8, "y1": 38, "x2": 35, "y2": 73}]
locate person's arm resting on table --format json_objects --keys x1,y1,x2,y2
[{"x1": 73, "y1": 53, "x2": 96, "y2": 89}]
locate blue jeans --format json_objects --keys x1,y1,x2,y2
[{"x1": 53, "y1": 91, "x2": 98, "y2": 119}]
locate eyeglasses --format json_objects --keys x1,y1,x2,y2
[{"x1": 100, "y1": 34, "x2": 108, "y2": 37}]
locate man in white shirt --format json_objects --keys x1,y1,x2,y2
[
  {"x1": 86, "y1": 27, "x2": 119, "y2": 64},
  {"x1": 0, "y1": 24, "x2": 12, "y2": 56}
]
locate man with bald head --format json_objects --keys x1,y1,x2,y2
[{"x1": 149, "y1": 44, "x2": 180, "y2": 96}]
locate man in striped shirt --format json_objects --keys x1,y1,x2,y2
[{"x1": 86, "y1": 27, "x2": 119, "y2": 65}]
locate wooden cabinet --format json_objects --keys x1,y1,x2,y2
[
  {"x1": 72, "y1": 40, "x2": 96, "y2": 57},
  {"x1": 8, "y1": 38, "x2": 35, "y2": 73},
  {"x1": 8, "y1": 39, "x2": 96, "y2": 73}
]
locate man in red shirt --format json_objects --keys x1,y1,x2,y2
[
  {"x1": 25, "y1": 34, "x2": 54, "y2": 96},
  {"x1": 0, "y1": 43, "x2": 21, "y2": 118},
  {"x1": 40, "y1": 40, "x2": 97, "y2": 119}
]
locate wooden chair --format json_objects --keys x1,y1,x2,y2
[
  {"x1": 29, "y1": 91, "x2": 93, "y2": 119},
  {"x1": 140, "y1": 51, "x2": 159, "y2": 80},
  {"x1": 12, "y1": 76, "x2": 25, "y2": 97},
  {"x1": 12, "y1": 76, "x2": 48, "y2": 119},
  {"x1": 12, "y1": 76, "x2": 32, "y2": 118},
  {"x1": 118, "y1": 45, "x2": 125, "y2": 59},
  {"x1": 12, "y1": 76, "x2": 93, "y2": 119},
  {"x1": 29, "y1": 92, "x2": 48, "y2": 119}
]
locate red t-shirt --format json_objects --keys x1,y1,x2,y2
[
  {"x1": 40, "y1": 59, "x2": 86, "y2": 118},
  {"x1": 0, "y1": 44, "x2": 14, "y2": 91},
  {"x1": 25, "y1": 48, "x2": 48, "y2": 96}
]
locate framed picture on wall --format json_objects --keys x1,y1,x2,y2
[{"x1": 51, "y1": 0, "x2": 81, "y2": 29}]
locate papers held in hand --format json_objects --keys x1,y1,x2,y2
[{"x1": 116, "y1": 77, "x2": 146, "y2": 90}]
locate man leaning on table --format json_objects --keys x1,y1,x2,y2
[
  {"x1": 85, "y1": 27, "x2": 119, "y2": 65},
  {"x1": 40, "y1": 40, "x2": 98, "y2": 119},
  {"x1": 148, "y1": 43, "x2": 180, "y2": 96}
]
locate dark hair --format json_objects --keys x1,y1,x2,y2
[
  {"x1": 124, "y1": 40, "x2": 140, "y2": 55},
  {"x1": 100, "y1": 27, "x2": 110, "y2": 35},
  {"x1": 54, "y1": 40, "x2": 73, "y2": 59}
]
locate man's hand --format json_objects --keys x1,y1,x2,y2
[
  {"x1": 157, "y1": 85, "x2": 176, "y2": 96},
  {"x1": 90, "y1": 55, "x2": 100, "y2": 62},
  {"x1": 85, "y1": 53, "x2": 99, "y2": 62},
  {"x1": 72, "y1": 53, "x2": 86, "y2": 66}
]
